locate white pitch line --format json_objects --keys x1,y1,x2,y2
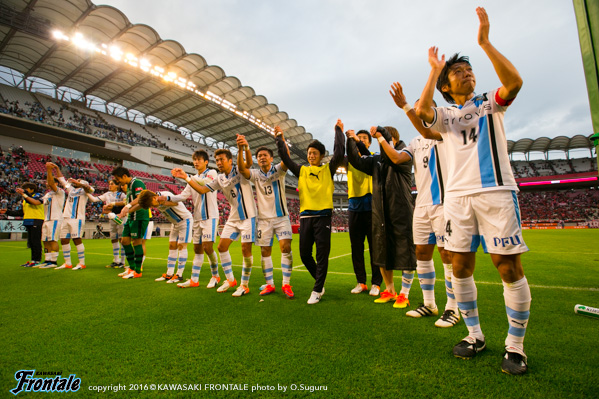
[{"x1": 84, "y1": 251, "x2": 598, "y2": 292}]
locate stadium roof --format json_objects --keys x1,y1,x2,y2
[
  {"x1": 508, "y1": 135, "x2": 595, "y2": 160},
  {"x1": 0, "y1": 0, "x2": 311, "y2": 162}
]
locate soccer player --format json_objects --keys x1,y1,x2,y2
[
  {"x1": 167, "y1": 150, "x2": 220, "y2": 289},
  {"x1": 36, "y1": 163, "x2": 66, "y2": 268},
  {"x1": 346, "y1": 127, "x2": 416, "y2": 307},
  {"x1": 237, "y1": 129, "x2": 295, "y2": 298},
  {"x1": 52, "y1": 163, "x2": 93, "y2": 270},
  {"x1": 275, "y1": 120, "x2": 345, "y2": 304},
  {"x1": 172, "y1": 148, "x2": 257, "y2": 296},
  {"x1": 377, "y1": 86, "x2": 460, "y2": 327},
  {"x1": 113, "y1": 167, "x2": 150, "y2": 279},
  {"x1": 87, "y1": 180, "x2": 127, "y2": 268},
  {"x1": 16, "y1": 182, "x2": 44, "y2": 267},
  {"x1": 340, "y1": 129, "x2": 382, "y2": 296},
  {"x1": 135, "y1": 190, "x2": 192, "y2": 284},
  {"x1": 415, "y1": 7, "x2": 531, "y2": 374}
]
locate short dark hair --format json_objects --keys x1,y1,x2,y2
[
  {"x1": 137, "y1": 190, "x2": 157, "y2": 209},
  {"x1": 384, "y1": 126, "x2": 399, "y2": 142},
  {"x1": 255, "y1": 146, "x2": 273, "y2": 157},
  {"x1": 111, "y1": 166, "x2": 130, "y2": 178},
  {"x1": 22, "y1": 182, "x2": 37, "y2": 192},
  {"x1": 356, "y1": 129, "x2": 372, "y2": 144},
  {"x1": 214, "y1": 149, "x2": 232, "y2": 160},
  {"x1": 436, "y1": 53, "x2": 471, "y2": 104},
  {"x1": 192, "y1": 150, "x2": 209, "y2": 162},
  {"x1": 307, "y1": 140, "x2": 326, "y2": 156}
]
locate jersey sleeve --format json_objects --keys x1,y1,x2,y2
[
  {"x1": 491, "y1": 88, "x2": 514, "y2": 111},
  {"x1": 205, "y1": 177, "x2": 221, "y2": 192},
  {"x1": 423, "y1": 107, "x2": 447, "y2": 134},
  {"x1": 170, "y1": 184, "x2": 191, "y2": 202},
  {"x1": 249, "y1": 169, "x2": 259, "y2": 183}
]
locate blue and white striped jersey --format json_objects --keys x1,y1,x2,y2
[
  {"x1": 425, "y1": 88, "x2": 517, "y2": 197},
  {"x1": 62, "y1": 187, "x2": 89, "y2": 220},
  {"x1": 206, "y1": 166, "x2": 257, "y2": 221},
  {"x1": 42, "y1": 188, "x2": 65, "y2": 221},
  {"x1": 171, "y1": 169, "x2": 218, "y2": 221},
  {"x1": 249, "y1": 164, "x2": 288, "y2": 219},
  {"x1": 156, "y1": 191, "x2": 192, "y2": 224},
  {"x1": 402, "y1": 137, "x2": 446, "y2": 207}
]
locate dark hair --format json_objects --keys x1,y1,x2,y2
[
  {"x1": 111, "y1": 166, "x2": 130, "y2": 178},
  {"x1": 22, "y1": 182, "x2": 37, "y2": 192},
  {"x1": 384, "y1": 126, "x2": 399, "y2": 142},
  {"x1": 192, "y1": 150, "x2": 209, "y2": 162},
  {"x1": 137, "y1": 190, "x2": 157, "y2": 210},
  {"x1": 307, "y1": 140, "x2": 326, "y2": 156},
  {"x1": 436, "y1": 53, "x2": 471, "y2": 104},
  {"x1": 214, "y1": 149, "x2": 232, "y2": 160},
  {"x1": 255, "y1": 146, "x2": 273, "y2": 157},
  {"x1": 356, "y1": 130, "x2": 372, "y2": 144}
]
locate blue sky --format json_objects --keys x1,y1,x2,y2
[{"x1": 99, "y1": 0, "x2": 594, "y2": 159}]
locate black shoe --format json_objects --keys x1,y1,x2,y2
[
  {"x1": 453, "y1": 336, "x2": 486, "y2": 359},
  {"x1": 501, "y1": 347, "x2": 528, "y2": 375},
  {"x1": 113, "y1": 263, "x2": 125, "y2": 269},
  {"x1": 106, "y1": 262, "x2": 119, "y2": 268}
]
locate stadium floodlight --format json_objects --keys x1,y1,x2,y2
[
  {"x1": 51, "y1": 29, "x2": 278, "y2": 137},
  {"x1": 519, "y1": 176, "x2": 597, "y2": 186}
]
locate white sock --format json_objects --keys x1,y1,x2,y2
[
  {"x1": 76, "y1": 243, "x2": 85, "y2": 265},
  {"x1": 281, "y1": 251, "x2": 293, "y2": 285},
  {"x1": 176, "y1": 248, "x2": 188, "y2": 276},
  {"x1": 112, "y1": 241, "x2": 120, "y2": 262},
  {"x1": 207, "y1": 251, "x2": 219, "y2": 277},
  {"x1": 443, "y1": 263, "x2": 457, "y2": 310},
  {"x1": 241, "y1": 256, "x2": 253, "y2": 286},
  {"x1": 400, "y1": 271, "x2": 415, "y2": 297},
  {"x1": 191, "y1": 253, "x2": 204, "y2": 283},
  {"x1": 62, "y1": 244, "x2": 71, "y2": 265},
  {"x1": 261, "y1": 256, "x2": 274, "y2": 286},
  {"x1": 167, "y1": 249, "x2": 177, "y2": 275},
  {"x1": 416, "y1": 260, "x2": 436, "y2": 307},
  {"x1": 453, "y1": 275, "x2": 483, "y2": 340},
  {"x1": 503, "y1": 276, "x2": 531, "y2": 351},
  {"x1": 219, "y1": 251, "x2": 235, "y2": 281}
]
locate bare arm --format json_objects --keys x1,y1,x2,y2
[
  {"x1": 46, "y1": 163, "x2": 58, "y2": 192},
  {"x1": 415, "y1": 47, "x2": 445, "y2": 124},
  {"x1": 477, "y1": 7, "x2": 522, "y2": 101},
  {"x1": 171, "y1": 168, "x2": 211, "y2": 195},
  {"x1": 15, "y1": 188, "x2": 42, "y2": 205},
  {"x1": 236, "y1": 134, "x2": 251, "y2": 179},
  {"x1": 390, "y1": 82, "x2": 442, "y2": 140}
]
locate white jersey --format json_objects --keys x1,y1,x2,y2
[
  {"x1": 63, "y1": 186, "x2": 89, "y2": 220},
  {"x1": 97, "y1": 191, "x2": 126, "y2": 205},
  {"x1": 249, "y1": 164, "x2": 288, "y2": 219},
  {"x1": 155, "y1": 191, "x2": 193, "y2": 224},
  {"x1": 42, "y1": 188, "x2": 66, "y2": 221},
  {"x1": 171, "y1": 169, "x2": 219, "y2": 221},
  {"x1": 425, "y1": 88, "x2": 517, "y2": 197},
  {"x1": 206, "y1": 165, "x2": 257, "y2": 221},
  {"x1": 402, "y1": 136, "x2": 447, "y2": 207}
]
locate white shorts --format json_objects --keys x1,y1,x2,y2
[
  {"x1": 220, "y1": 217, "x2": 256, "y2": 243},
  {"x1": 43, "y1": 220, "x2": 61, "y2": 242},
  {"x1": 169, "y1": 218, "x2": 192, "y2": 243},
  {"x1": 413, "y1": 204, "x2": 445, "y2": 247},
  {"x1": 60, "y1": 218, "x2": 84, "y2": 239},
  {"x1": 193, "y1": 219, "x2": 218, "y2": 244},
  {"x1": 108, "y1": 219, "x2": 125, "y2": 240},
  {"x1": 144, "y1": 221, "x2": 154, "y2": 240},
  {"x1": 443, "y1": 191, "x2": 528, "y2": 255},
  {"x1": 256, "y1": 216, "x2": 293, "y2": 247}
]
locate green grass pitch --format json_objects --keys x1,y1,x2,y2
[{"x1": 1, "y1": 229, "x2": 598, "y2": 398}]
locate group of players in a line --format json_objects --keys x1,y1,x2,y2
[{"x1": 17, "y1": 8, "x2": 531, "y2": 375}]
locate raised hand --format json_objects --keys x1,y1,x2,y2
[
  {"x1": 171, "y1": 168, "x2": 188, "y2": 180},
  {"x1": 389, "y1": 82, "x2": 408, "y2": 109},
  {"x1": 370, "y1": 126, "x2": 381, "y2": 139},
  {"x1": 477, "y1": 7, "x2": 490, "y2": 46},
  {"x1": 345, "y1": 129, "x2": 358, "y2": 141},
  {"x1": 236, "y1": 134, "x2": 248, "y2": 148},
  {"x1": 336, "y1": 119, "x2": 344, "y2": 132},
  {"x1": 428, "y1": 46, "x2": 446, "y2": 72}
]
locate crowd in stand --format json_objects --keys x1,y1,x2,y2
[{"x1": 1, "y1": 100, "x2": 169, "y2": 150}]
